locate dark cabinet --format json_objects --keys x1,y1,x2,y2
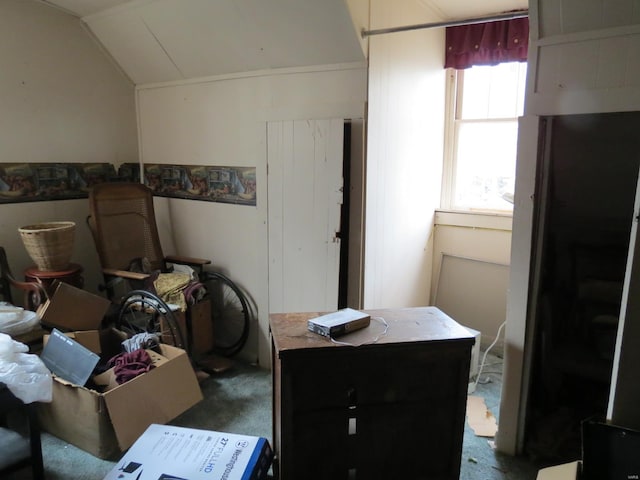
[{"x1": 270, "y1": 307, "x2": 474, "y2": 480}]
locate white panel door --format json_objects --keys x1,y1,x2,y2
[{"x1": 267, "y1": 119, "x2": 344, "y2": 313}]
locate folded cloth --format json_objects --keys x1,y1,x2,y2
[
  {"x1": 153, "y1": 272, "x2": 191, "y2": 311},
  {"x1": 107, "y1": 349, "x2": 155, "y2": 384},
  {"x1": 121, "y1": 332, "x2": 160, "y2": 353}
]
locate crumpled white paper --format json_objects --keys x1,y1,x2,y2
[
  {"x1": 0, "y1": 302, "x2": 40, "y2": 336},
  {"x1": 0, "y1": 332, "x2": 52, "y2": 403}
]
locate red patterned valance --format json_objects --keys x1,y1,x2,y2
[{"x1": 444, "y1": 17, "x2": 529, "y2": 69}]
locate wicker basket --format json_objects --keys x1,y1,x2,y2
[{"x1": 18, "y1": 221, "x2": 76, "y2": 271}]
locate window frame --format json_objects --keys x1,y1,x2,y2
[{"x1": 441, "y1": 64, "x2": 525, "y2": 215}]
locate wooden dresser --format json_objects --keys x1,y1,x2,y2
[{"x1": 270, "y1": 306, "x2": 474, "y2": 480}]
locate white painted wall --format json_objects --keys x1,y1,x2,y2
[
  {"x1": 364, "y1": 0, "x2": 446, "y2": 309},
  {"x1": 432, "y1": 212, "x2": 512, "y2": 348},
  {"x1": 527, "y1": 0, "x2": 640, "y2": 116},
  {"x1": 136, "y1": 64, "x2": 367, "y2": 367},
  {"x1": 0, "y1": 0, "x2": 137, "y2": 296}
]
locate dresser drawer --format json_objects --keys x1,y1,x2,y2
[
  {"x1": 286, "y1": 401, "x2": 464, "y2": 480},
  {"x1": 285, "y1": 342, "x2": 470, "y2": 411}
]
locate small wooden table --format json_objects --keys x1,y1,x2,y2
[
  {"x1": 270, "y1": 306, "x2": 475, "y2": 480},
  {"x1": 24, "y1": 263, "x2": 83, "y2": 295}
]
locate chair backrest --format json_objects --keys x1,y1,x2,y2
[
  {"x1": 88, "y1": 182, "x2": 165, "y2": 272},
  {"x1": 0, "y1": 247, "x2": 15, "y2": 305},
  {"x1": 0, "y1": 247, "x2": 47, "y2": 311}
]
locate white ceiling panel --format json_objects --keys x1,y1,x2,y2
[
  {"x1": 87, "y1": 9, "x2": 184, "y2": 84},
  {"x1": 81, "y1": 0, "x2": 365, "y2": 84},
  {"x1": 40, "y1": 0, "x2": 527, "y2": 85},
  {"x1": 40, "y1": 0, "x2": 132, "y2": 17},
  {"x1": 139, "y1": 1, "x2": 273, "y2": 78}
]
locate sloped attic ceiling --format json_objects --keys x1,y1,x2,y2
[
  {"x1": 42, "y1": 0, "x2": 366, "y2": 85},
  {"x1": 41, "y1": 0, "x2": 528, "y2": 85}
]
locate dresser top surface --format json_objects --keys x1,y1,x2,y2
[{"x1": 270, "y1": 306, "x2": 475, "y2": 354}]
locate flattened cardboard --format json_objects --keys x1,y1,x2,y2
[
  {"x1": 37, "y1": 282, "x2": 110, "y2": 331},
  {"x1": 466, "y1": 395, "x2": 498, "y2": 437},
  {"x1": 38, "y1": 331, "x2": 203, "y2": 459}
]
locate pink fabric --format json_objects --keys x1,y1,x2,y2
[
  {"x1": 445, "y1": 17, "x2": 529, "y2": 69},
  {"x1": 108, "y1": 349, "x2": 155, "y2": 384}
]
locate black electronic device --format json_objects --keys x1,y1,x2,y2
[{"x1": 582, "y1": 417, "x2": 640, "y2": 480}]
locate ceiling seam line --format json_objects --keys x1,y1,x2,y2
[{"x1": 141, "y1": 17, "x2": 185, "y2": 78}]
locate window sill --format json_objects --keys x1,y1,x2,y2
[{"x1": 435, "y1": 210, "x2": 513, "y2": 231}]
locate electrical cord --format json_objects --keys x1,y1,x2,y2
[
  {"x1": 329, "y1": 316, "x2": 389, "y2": 346},
  {"x1": 473, "y1": 320, "x2": 506, "y2": 392}
]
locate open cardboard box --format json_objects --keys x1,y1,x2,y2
[
  {"x1": 36, "y1": 283, "x2": 203, "y2": 459},
  {"x1": 37, "y1": 281, "x2": 111, "y2": 332}
]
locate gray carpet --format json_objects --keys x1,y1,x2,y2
[
  {"x1": 459, "y1": 355, "x2": 542, "y2": 479},
  {"x1": 6, "y1": 353, "x2": 542, "y2": 479}
]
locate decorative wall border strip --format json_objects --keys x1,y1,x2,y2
[
  {"x1": 143, "y1": 164, "x2": 256, "y2": 206},
  {"x1": 0, "y1": 163, "x2": 256, "y2": 207}
]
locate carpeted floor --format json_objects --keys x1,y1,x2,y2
[
  {"x1": 6, "y1": 353, "x2": 543, "y2": 479},
  {"x1": 459, "y1": 354, "x2": 543, "y2": 479}
]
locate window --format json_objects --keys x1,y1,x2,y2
[{"x1": 442, "y1": 62, "x2": 527, "y2": 213}]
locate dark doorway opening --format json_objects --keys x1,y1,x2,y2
[
  {"x1": 525, "y1": 111, "x2": 640, "y2": 463},
  {"x1": 338, "y1": 121, "x2": 352, "y2": 309}
]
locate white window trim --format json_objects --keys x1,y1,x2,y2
[
  {"x1": 440, "y1": 68, "x2": 457, "y2": 211},
  {"x1": 441, "y1": 67, "x2": 518, "y2": 217},
  {"x1": 435, "y1": 209, "x2": 513, "y2": 231}
]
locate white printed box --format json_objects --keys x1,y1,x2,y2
[{"x1": 103, "y1": 424, "x2": 272, "y2": 480}]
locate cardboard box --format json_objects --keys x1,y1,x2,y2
[
  {"x1": 160, "y1": 299, "x2": 213, "y2": 357},
  {"x1": 36, "y1": 280, "x2": 203, "y2": 459},
  {"x1": 93, "y1": 349, "x2": 169, "y2": 392},
  {"x1": 42, "y1": 329, "x2": 103, "y2": 355},
  {"x1": 37, "y1": 281, "x2": 110, "y2": 331},
  {"x1": 189, "y1": 298, "x2": 214, "y2": 356},
  {"x1": 104, "y1": 424, "x2": 273, "y2": 480},
  {"x1": 38, "y1": 330, "x2": 203, "y2": 459}
]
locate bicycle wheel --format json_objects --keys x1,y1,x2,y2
[
  {"x1": 116, "y1": 290, "x2": 187, "y2": 352},
  {"x1": 202, "y1": 272, "x2": 250, "y2": 357}
]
